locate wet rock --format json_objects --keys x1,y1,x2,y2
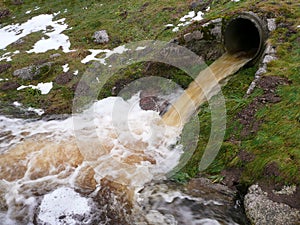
[
  {"x1": 93, "y1": 30, "x2": 109, "y2": 44},
  {"x1": 0, "y1": 81, "x2": 20, "y2": 91},
  {"x1": 186, "y1": 177, "x2": 236, "y2": 199},
  {"x1": 13, "y1": 62, "x2": 52, "y2": 80},
  {"x1": 139, "y1": 90, "x2": 169, "y2": 114},
  {"x1": 0, "y1": 63, "x2": 11, "y2": 74},
  {"x1": 55, "y1": 71, "x2": 73, "y2": 85},
  {"x1": 244, "y1": 185, "x2": 300, "y2": 225}
]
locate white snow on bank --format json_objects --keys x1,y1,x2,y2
[
  {"x1": 38, "y1": 187, "x2": 91, "y2": 225},
  {"x1": 13, "y1": 101, "x2": 44, "y2": 116},
  {"x1": 136, "y1": 46, "x2": 147, "y2": 51},
  {"x1": 179, "y1": 11, "x2": 195, "y2": 22},
  {"x1": 73, "y1": 70, "x2": 79, "y2": 75},
  {"x1": 81, "y1": 45, "x2": 129, "y2": 64},
  {"x1": 62, "y1": 63, "x2": 69, "y2": 72},
  {"x1": 168, "y1": 10, "x2": 205, "y2": 33},
  {"x1": 17, "y1": 82, "x2": 53, "y2": 95},
  {"x1": 0, "y1": 78, "x2": 9, "y2": 81},
  {"x1": 0, "y1": 50, "x2": 20, "y2": 62},
  {"x1": 164, "y1": 24, "x2": 174, "y2": 27},
  {"x1": 231, "y1": 0, "x2": 240, "y2": 2},
  {"x1": 0, "y1": 14, "x2": 72, "y2": 53},
  {"x1": 297, "y1": 25, "x2": 300, "y2": 28}
]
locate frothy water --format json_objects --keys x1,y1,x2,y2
[
  {"x1": 0, "y1": 94, "x2": 183, "y2": 224},
  {"x1": 0, "y1": 52, "x2": 251, "y2": 224}
]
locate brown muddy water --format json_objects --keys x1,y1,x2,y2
[{"x1": 0, "y1": 52, "x2": 251, "y2": 225}]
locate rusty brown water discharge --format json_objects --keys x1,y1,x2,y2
[{"x1": 162, "y1": 52, "x2": 252, "y2": 127}]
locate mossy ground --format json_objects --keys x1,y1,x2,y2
[{"x1": 0, "y1": 0, "x2": 299, "y2": 187}]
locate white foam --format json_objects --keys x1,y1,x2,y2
[
  {"x1": 0, "y1": 115, "x2": 74, "y2": 151},
  {"x1": 17, "y1": 82, "x2": 53, "y2": 94},
  {"x1": 0, "y1": 93, "x2": 184, "y2": 223},
  {"x1": 0, "y1": 14, "x2": 72, "y2": 53},
  {"x1": 38, "y1": 187, "x2": 91, "y2": 225}
]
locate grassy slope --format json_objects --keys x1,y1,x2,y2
[
  {"x1": 0, "y1": 0, "x2": 192, "y2": 113},
  {"x1": 176, "y1": 0, "x2": 300, "y2": 186},
  {"x1": 0, "y1": 0, "x2": 299, "y2": 185}
]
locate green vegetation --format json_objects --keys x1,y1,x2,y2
[{"x1": 0, "y1": 0, "x2": 299, "y2": 187}]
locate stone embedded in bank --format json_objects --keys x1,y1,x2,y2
[
  {"x1": 244, "y1": 184, "x2": 300, "y2": 225},
  {"x1": 13, "y1": 62, "x2": 52, "y2": 80},
  {"x1": 93, "y1": 30, "x2": 109, "y2": 44}
]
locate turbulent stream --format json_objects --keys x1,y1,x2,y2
[{"x1": 0, "y1": 52, "x2": 251, "y2": 225}]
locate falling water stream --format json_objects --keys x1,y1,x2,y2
[{"x1": 0, "y1": 52, "x2": 252, "y2": 225}]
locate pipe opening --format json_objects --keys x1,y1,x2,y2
[{"x1": 224, "y1": 13, "x2": 268, "y2": 63}]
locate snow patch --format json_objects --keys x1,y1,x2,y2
[
  {"x1": 0, "y1": 51, "x2": 20, "y2": 62},
  {"x1": 73, "y1": 70, "x2": 79, "y2": 75},
  {"x1": 62, "y1": 63, "x2": 69, "y2": 72},
  {"x1": 0, "y1": 14, "x2": 72, "y2": 53},
  {"x1": 168, "y1": 10, "x2": 204, "y2": 33},
  {"x1": 136, "y1": 46, "x2": 147, "y2": 51},
  {"x1": 81, "y1": 45, "x2": 129, "y2": 65},
  {"x1": 17, "y1": 82, "x2": 53, "y2": 95}
]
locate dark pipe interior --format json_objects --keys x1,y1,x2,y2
[{"x1": 224, "y1": 18, "x2": 261, "y2": 57}]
